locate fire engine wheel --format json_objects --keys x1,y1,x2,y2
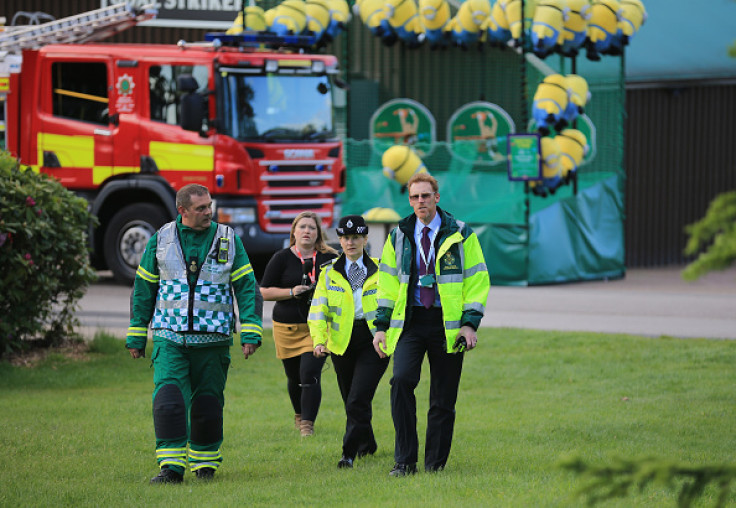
[{"x1": 104, "y1": 203, "x2": 169, "y2": 285}]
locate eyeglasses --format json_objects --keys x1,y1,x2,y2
[{"x1": 408, "y1": 192, "x2": 435, "y2": 202}]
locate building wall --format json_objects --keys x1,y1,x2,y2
[{"x1": 625, "y1": 83, "x2": 736, "y2": 266}]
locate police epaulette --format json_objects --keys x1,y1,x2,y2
[{"x1": 320, "y1": 258, "x2": 336, "y2": 269}]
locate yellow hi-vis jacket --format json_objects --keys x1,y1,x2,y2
[
  {"x1": 308, "y1": 254, "x2": 380, "y2": 356},
  {"x1": 375, "y1": 207, "x2": 490, "y2": 356}
]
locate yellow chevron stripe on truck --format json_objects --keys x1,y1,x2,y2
[
  {"x1": 38, "y1": 133, "x2": 94, "y2": 167},
  {"x1": 149, "y1": 141, "x2": 214, "y2": 171}
]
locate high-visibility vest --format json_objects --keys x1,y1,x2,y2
[
  {"x1": 308, "y1": 255, "x2": 380, "y2": 355},
  {"x1": 151, "y1": 222, "x2": 236, "y2": 338},
  {"x1": 377, "y1": 209, "x2": 490, "y2": 355}
]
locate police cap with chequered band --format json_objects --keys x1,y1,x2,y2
[{"x1": 336, "y1": 215, "x2": 369, "y2": 236}]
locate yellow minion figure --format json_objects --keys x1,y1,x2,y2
[
  {"x1": 585, "y1": 0, "x2": 622, "y2": 60},
  {"x1": 531, "y1": 0, "x2": 570, "y2": 58},
  {"x1": 555, "y1": 129, "x2": 588, "y2": 182},
  {"x1": 267, "y1": 0, "x2": 308, "y2": 36},
  {"x1": 557, "y1": 0, "x2": 591, "y2": 56},
  {"x1": 324, "y1": 0, "x2": 351, "y2": 40},
  {"x1": 447, "y1": 0, "x2": 492, "y2": 49},
  {"x1": 306, "y1": 0, "x2": 331, "y2": 41},
  {"x1": 532, "y1": 73, "x2": 570, "y2": 136},
  {"x1": 561, "y1": 74, "x2": 590, "y2": 126},
  {"x1": 381, "y1": 145, "x2": 429, "y2": 192},
  {"x1": 383, "y1": 0, "x2": 425, "y2": 47},
  {"x1": 612, "y1": 0, "x2": 646, "y2": 50},
  {"x1": 418, "y1": 0, "x2": 451, "y2": 48},
  {"x1": 226, "y1": 3, "x2": 268, "y2": 34},
  {"x1": 355, "y1": 0, "x2": 390, "y2": 39},
  {"x1": 530, "y1": 136, "x2": 562, "y2": 197}
]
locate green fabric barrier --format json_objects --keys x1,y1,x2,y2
[
  {"x1": 474, "y1": 223, "x2": 529, "y2": 286},
  {"x1": 528, "y1": 174, "x2": 625, "y2": 284},
  {"x1": 341, "y1": 166, "x2": 624, "y2": 286}
]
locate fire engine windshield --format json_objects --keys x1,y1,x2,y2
[{"x1": 218, "y1": 72, "x2": 335, "y2": 142}]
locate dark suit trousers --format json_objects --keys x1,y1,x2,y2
[
  {"x1": 331, "y1": 319, "x2": 390, "y2": 459},
  {"x1": 390, "y1": 307, "x2": 464, "y2": 470}
]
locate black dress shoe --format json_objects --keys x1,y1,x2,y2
[
  {"x1": 337, "y1": 456, "x2": 354, "y2": 469},
  {"x1": 194, "y1": 467, "x2": 216, "y2": 480},
  {"x1": 389, "y1": 463, "x2": 417, "y2": 477},
  {"x1": 150, "y1": 466, "x2": 183, "y2": 484},
  {"x1": 425, "y1": 464, "x2": 445, "y2": 473}
]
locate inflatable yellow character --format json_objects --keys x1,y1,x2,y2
[
  {"x1": 561, "y1": 74, "x2": 590, "y2": 126},
  {"x1": 447, "y1": 0, "x2": 491, "y2": 49},
  {"x1": 557, "y1": 0, "x2": 591, "y2": 56},
  {"x1": 226, "y1": 4, "x2": 267, "y2": 33},
  {"x1": 383, "y1": 0, "x2": 425, "y2": 47},
  {"x1": 610, "y1": 0, "x2": 646, "y2": 53},
  {"x1": 555, "y1": 128, "x2": 588, "y2": 183},
  {"x1": 382, "y1": 145, "x2": 428, "y2": 192},
  {"x1": 532, "y1": 74, "x2": 570, "y2": 136},
  {"x1": 418, "y1": 0, "x2": 451, "y2": 48},
  {"x1": 585, "y1": 0, "x2": 621, "y2": 60},
  {"x1": 267, "y1": 0, "x2": 308, "y2": 36},
  {"x1": 530, "y1": 136, "x2": 562, "y2": 197},
  {"x1": 531, "y1": 0, "x2": 570, "y2": 58}
]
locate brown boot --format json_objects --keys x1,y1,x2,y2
[
  {"x1": 300, "y1": 419, "x2": 314, "y2": 437},
  {"x1": 294, "y1": 413, "x2": 302, "y2": 430}
]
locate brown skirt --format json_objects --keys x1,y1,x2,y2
[{"x1": 272, "y1": 321, "x2": 314, "y2": 360}]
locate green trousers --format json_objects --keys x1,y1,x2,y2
[{"x1": 151, "y1": 338, "x2": 231, "y2": 475}]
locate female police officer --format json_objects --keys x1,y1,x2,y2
[{"x1": 308, "y1": 215, "x2": 390, "y2": 468}]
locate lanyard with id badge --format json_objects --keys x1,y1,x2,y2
[{"x1": 418, "y1": 229, "x2": 436, "y2": 288}]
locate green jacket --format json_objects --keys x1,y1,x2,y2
[
  {"x1": 126, "y1": 216, "x2": 262, "y2": 350},
  {"x1": 308, "y1": 254, "x2": 380, "y2": 355},
  {"x1": 374, "y1": 207, "x2": 490, "y2": 355}
]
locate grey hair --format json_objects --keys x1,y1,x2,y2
[{"x1": 176, "y1": 184, "x2": 210, "y2": 209}]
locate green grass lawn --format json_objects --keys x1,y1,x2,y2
[{"x1": 1, "y1": 328, "x2": 735, "y2": 507}]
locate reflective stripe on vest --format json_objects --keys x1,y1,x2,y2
[{"x1": 151, "y1": 222, "x2": 236, "y2": 336}]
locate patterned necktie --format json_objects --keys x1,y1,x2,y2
[
  {"x1": 348, "y1": 262, "x2": 365, "y2": 292},
  {"x1": 420, "y1": 226, "x2": 434, "y2": 309}
]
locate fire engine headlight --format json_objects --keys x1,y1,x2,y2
[
  {"x1": 311, "y1": 61, "x2": 325, "y2": 73},
  {"x1": 218, "y1": 207, "x2": 256, "y2": 224},
  {"x1": 265, "y1": 60, "x2": 279, "y2": 73}
]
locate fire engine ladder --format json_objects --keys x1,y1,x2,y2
[{"x1": 0, "y1": 2, "x2": 157, "y2": 55}]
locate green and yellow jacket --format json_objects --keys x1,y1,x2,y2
[
  {"x1": 374, "y1": 207, "x2": 490, "y2": 355},
  {"x1": 308, "y1": 253, "x2": 379, "y2": 355}
]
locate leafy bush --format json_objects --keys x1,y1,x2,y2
[
  {"x1": 682, "y1": 190, "x2": 736, "y2": 281},
  {"x1": 0, "y1": 151, "x2": 98, "y2": 357}
]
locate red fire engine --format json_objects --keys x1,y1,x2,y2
[{"x1": 0, "y1": 3, "x2": 346, "y2": 283}]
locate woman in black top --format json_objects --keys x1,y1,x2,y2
[{"x1": 260, "y1": 211, "x2": 337, "y2": 436}]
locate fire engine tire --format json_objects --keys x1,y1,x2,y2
[{"x1": 104, "y1": 203, "x2": 169, "y2": 285}]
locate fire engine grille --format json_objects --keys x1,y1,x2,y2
[
  {"x1": 258, "y1": 160, "x2": 337, "y2": 233},
  {"x1": 261, "y1": 198, "x2": 334, "y2": 233}
]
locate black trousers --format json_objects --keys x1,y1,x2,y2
[
  {"x1": 331, "y1": 320, "x2": 390, "y2": 459},
  {"x1": 390, "y1": 307, "x2": 464, "y2": 470}
]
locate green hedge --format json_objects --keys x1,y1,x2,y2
[{"x1": 0, "y1": 151, "x2": 98, "y2": 357}]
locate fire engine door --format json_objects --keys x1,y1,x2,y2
[{"x1": 39, "y1": 59, "x2": 114, "y2": 188}]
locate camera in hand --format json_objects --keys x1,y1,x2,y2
[{"x1": 454, "y1": 335, "x2": 467, "y2": 353}]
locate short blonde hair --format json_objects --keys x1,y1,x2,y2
[
  {"x1": 289, "y1": 212, "x2": 337, "y2": 254},
  {"x1": 407, "y1": 173, "x2": 438, "y2": 193}
]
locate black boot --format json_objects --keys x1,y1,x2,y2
[{"x1": 150, "y1": 466, "x2": 183, "y2": 485}]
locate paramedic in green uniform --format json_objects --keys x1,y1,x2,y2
[{"x1": 127, "y1": 184, "x2": 263, "y2": 484}]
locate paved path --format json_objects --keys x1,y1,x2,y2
[{"x1": 76, "y1": 266, "x2": 736, "y2": 340}]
